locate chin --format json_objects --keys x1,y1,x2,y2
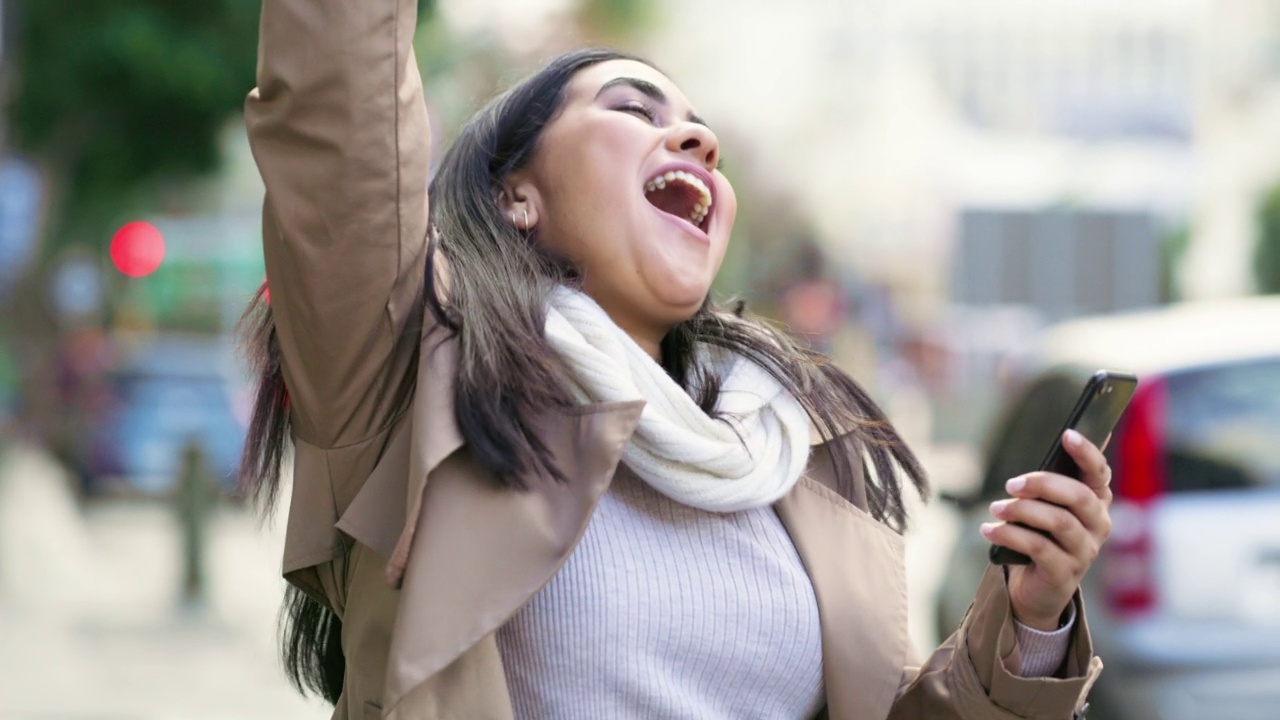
[
  {"x1": 658, "y1": 289, "x2": 711, "y2": 323},
  {"x1": 653, "y1": 267, "x2": 714, "y2": 301}
]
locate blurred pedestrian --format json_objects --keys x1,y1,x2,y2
[
  {"x1": 776, "y1": 241, "x2": 848, "y2": 354},
  {"x1": 237, "y1": 2, "x2": 1111, "y2": 718}
]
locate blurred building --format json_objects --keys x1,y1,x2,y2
[
  {"x1": 644, "y1": 0, "x2": 1280, "y2": 439},
  {"x1": 917, "y1": 0, "x2": 1195, "y2": 139},
  {"x1": 950, "y1": 208, "x2": 1162, "y2": 320},
  {"x1": 649, "y1": 0, "x2": 1280, "y2": 305}
]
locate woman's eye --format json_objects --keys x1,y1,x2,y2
[{"x1": 618, "y1": 102, "x2": 657, "y2": 122}]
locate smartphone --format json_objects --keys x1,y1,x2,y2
[{"x1": 988, "y1": 369, "x2": 1139, "y2": 566}]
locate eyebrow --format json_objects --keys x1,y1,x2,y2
[{"x1": 595, "y1": 76, "x2": 708, "y2": 127}]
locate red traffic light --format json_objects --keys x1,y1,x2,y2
[{"x1": 110, "y1": 221, "x2": 165, "y2": 277}]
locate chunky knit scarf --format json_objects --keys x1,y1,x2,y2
[{"x1": 544, "y1": 288, "x2": 812, "y2": 512}]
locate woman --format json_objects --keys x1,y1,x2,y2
[{"x1": 240, "y1": 1, "x2": 1110, "y2": 718}]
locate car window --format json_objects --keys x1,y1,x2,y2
[
  {"x1": 979, "y1": 372, "x2": 1084, "y2": 500},
  {"x1": 1164, "y1": 358, "x2": 1280, "y2": 491}
]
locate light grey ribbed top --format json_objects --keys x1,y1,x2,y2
[
  {"x1": 495, "y1": 471, "x2": 1074, "y2": 719},
  {"x1": 496, "y1": 469, "x2": 826, "y2": 720}
]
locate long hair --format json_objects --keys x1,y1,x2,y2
[
  {"x1": 425, "y1": 47, "x2": 926, "y2": 520},
  {"x1": 238, "y1": 47, "x2": 927, "y2": 705}
]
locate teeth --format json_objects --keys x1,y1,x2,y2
[{"x1": 644, "y1": 170, "x2": 714, "y2": 226}]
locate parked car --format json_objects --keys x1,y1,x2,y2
[
  {"x1": 935, "y1": 297, "x2": 1280, "y2": 720},
  {"x1": 85, "y1": 334, "x2": 247, "y2": 496}
]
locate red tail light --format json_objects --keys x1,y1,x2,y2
[{"x1": 1102, "y1": 378, "x2": 1168, "y2": 618}]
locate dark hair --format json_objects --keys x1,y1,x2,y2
[{"x1": 238, "y1": 47, "x2": 926, "y2": 705}]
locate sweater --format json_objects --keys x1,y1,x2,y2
[{"x1": 495, "y1": 470, "x2": 1072, "y2": 718}]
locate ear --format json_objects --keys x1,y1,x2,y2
[{"x1": 497, "y1": 173, "x2": 542, "y2": 232}]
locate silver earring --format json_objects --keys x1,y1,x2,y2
[
  {"x1": 523, "y1": 209, "x2": 530, "y2": 231},
  {"x1": 511, "y1": 211, "x2": 518, "y2": 228}
]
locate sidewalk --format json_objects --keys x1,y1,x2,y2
[{"x1": 0, "y1": 443, "x2": 327, "y2": 719}]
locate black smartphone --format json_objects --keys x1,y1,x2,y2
[{"x1": 988, "y1": 369, "x2": 1139, "y2": 566}]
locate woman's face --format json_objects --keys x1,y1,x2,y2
[{"x1": 506, "y1": 59, "x2": 737, "y2": 354}]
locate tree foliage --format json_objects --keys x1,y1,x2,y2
[
  {"x1": 579, "y1": 0, "x2": 655, "y2": 42},
  {"x1": 6, "y1": 1, "x2": 446, "y2": 255},
  {"x1": 1257, "y1": 182, "x2": 1280, "y2": 295},
  {"x1": 7, "y1": 0, "x2": 263, "y2": 252}
]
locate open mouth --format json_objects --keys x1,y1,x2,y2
[{"x1": 644, "y1": 169, "x2": 713, "y2": 233}]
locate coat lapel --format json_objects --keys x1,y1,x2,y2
[
  {"x1": 384, "y1": 322, "x2": 467, "y2": 586},
  {"x1": 333, "y1": 320, "x2": 468, "y2": 578},
  {"x1": 776, "y1": 471, "x2": 910, "y2": 720}
]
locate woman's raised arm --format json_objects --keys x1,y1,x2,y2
[{"x1": 245, "y1": 0, "x2": 429, "y2": 449}]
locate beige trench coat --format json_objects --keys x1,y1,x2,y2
[{"x1": 245, "y1": 0, "x2": 1103, "y2": 717}]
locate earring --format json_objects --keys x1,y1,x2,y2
[{"x1": 523, "y1": 209, "x2": 530, "y2": 231}]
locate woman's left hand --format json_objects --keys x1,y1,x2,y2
[{"x1": 980, "y1": 429, "x2": 1114, "y2": 631}]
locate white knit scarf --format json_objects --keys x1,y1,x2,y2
[{"x1": 544, "y1": 287, "x2": 812, "y2": 512}]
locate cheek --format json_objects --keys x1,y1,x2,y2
[
  {"x1": 718, "y1": 179, "x2": 738, "y2": 223},
  {"x1": 537, "y1": 131, "x2": 641, "y2": 257},
  {"x1": 712, "y1": 183, "x2": 738, "y2": 262}
]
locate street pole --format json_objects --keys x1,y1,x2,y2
[{"x1": 176, "y1": 440, "x2": 215, "y2": 610}]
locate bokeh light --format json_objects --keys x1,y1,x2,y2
[{"x1": 109, "y1": 221, "x2": 165, "y2": 277}]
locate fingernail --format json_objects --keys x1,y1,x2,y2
[
  {"x1": 980, "y1": 522, "x2": 998, "y2": 538},
  {"x1": 1065, "y1": 429, "x2": 1083, "y2": 447},
  {"x1": 1005, "y1": 476, "x2": 1026, "y2": 493},
  {"x1": 989, "y1": 499, "x2": 1012, "y2": 518}
]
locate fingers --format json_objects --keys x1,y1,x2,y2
[
  {"x1": 988, "y1": 497, "x2": 1099, "y2": 565},
  {"x1": 1002, "y1": 472, "x2": 1113, "y2": 539},
  {"x1": 982, "y1": 431, "x2": 1116, "y2": 585},
  {"x1": 1062, "y1": 429, "x2": 1112, "y2": 496},
  {"x1": 981, "y1": 520, "x2": 1079, "y2": 581}
]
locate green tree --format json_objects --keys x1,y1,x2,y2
[
  {"x1": 1256, "y1": 182, "x2": 1280, "y2": 295},
  {"x1": 1, "y1": 0, "x2": 431, "y2": 457},
  {"x1": 1, "y1": 0, "x2": 268, "y2": 454},
  {"x1": 1160, "y1": 224, "x2": 1190, "y2": 302},
  {"x1": 1, "y1": 1, "x2": 266, "y2": 454},
  {"x1": 7, "y1": 0, "x2": 262, "y2": 253},
  {"x1": 579, "y1": 0, "x2": 656, "y2": 42},
  {"x1": 8, "y1": 0, "x2": 437, "y2": 254}
]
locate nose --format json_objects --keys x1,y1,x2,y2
[{"x1": 667, "y1": 122, "x2": 719, "y2": 172}]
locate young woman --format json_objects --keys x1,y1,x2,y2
[{"x1": 240, "y1": 1, "x2": 1111, "y2": 717}]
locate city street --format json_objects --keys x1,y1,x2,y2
[{"x1": 0, "y1": 444, "x2": 327, "y2": 719}]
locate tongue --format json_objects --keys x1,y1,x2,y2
[{"x1": 646, "y1": 183, "x2": 700, "y2": 222}]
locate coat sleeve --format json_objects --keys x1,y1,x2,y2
[
  {"x1": 887, "y1": 565, "x2": 1102, "y2": 720},
  {"x1": 244, "y1": 0, "x2": 429, "y2": 452}
]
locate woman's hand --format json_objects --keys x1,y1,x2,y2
[{"x1": 980, "y1": 429, "x2": 1114, "y2": 630}]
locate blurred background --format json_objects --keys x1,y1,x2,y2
[{"x1": 1, "y1": 0, "x2": 1278, "y2": 718}]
